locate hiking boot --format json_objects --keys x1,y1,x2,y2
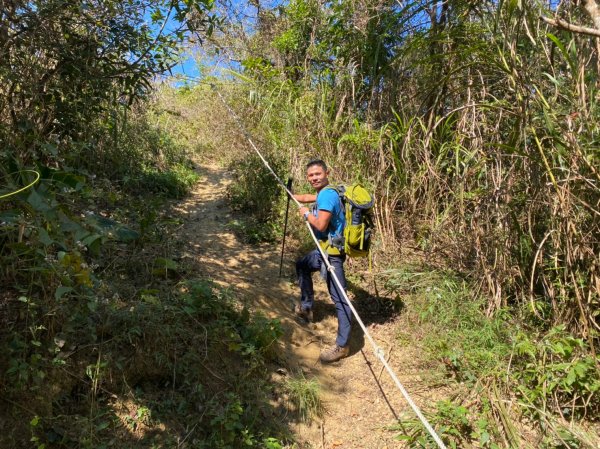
[
  {"x1": 294, "y1": 304, "x2": 313, "y2": 323},
  {"x1": 319, "y1": 345, "x2": 350, "y2": 363}
]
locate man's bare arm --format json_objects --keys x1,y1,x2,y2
[
  {"x1": 310, "y1": 209, "x2": 332, "y2": 232},
  {"x1": 294, "y1": 193, "x2": 317, "y2": 203},
  {"x1": 297, "y1": 206, "x2": 332, "y2": 232}
]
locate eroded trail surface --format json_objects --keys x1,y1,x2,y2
[{"x1": 172, "y1": 164, "x2": 447, "y2": 449}]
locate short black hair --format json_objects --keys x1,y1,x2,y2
[{"x1": 306, "y1": 159, "x2": 328, "y2": 171}]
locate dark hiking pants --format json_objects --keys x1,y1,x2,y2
[{"x1": 296, "y1": 249, "x2": 351, "y2": 347}]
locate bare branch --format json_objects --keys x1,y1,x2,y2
[{"x1": 540, "y1": 15, "x2": 600, "y2": 38}]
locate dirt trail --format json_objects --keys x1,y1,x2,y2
[{"x1": 172, "y1": 164, "x2": 446, "y2": 449}]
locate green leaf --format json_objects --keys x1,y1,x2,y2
[
  {"x1": 546, "y1": 33, "x2": 576, "y2": 78},
  {"x1": 84, "y1": 213, "x2": 139, "y2": 242},
  {"x1": 41, "y1": 143, "x2": 58, "y2": 156},
  {"x1": 85, "y1": 213, "x2": 119, "y2": 230},
  {"x1": 154, "y1": 257, "x2": 178, "y2": 270},
  {"x1": 0, "y1": 209, "x2": 22, "y2": 223},
  {"x1": 114, "y1": 226, "x2": 140, "y2": 242},
  {"x1": 50, "y1": 170, "x2": 85, "y2": 190},
  {"x1": 96, "y1": 421, "x2": 110, "y2": 431},
  {"x1": 480, "y1": 431, "x2": 490, "y2": 444},
  {"x1": 543, "y1": 72, "x2": 561, "y2": 87},
  {"x1": 58, "y1": 212, "x2": 85, "y2": 234},
  {"x1": 141, "y1": 293, "x2": 159, "y2": 304},
  {"x1": 38, "y1": 228, "x2": 54, "y2": 246},
  {"x1": 55, "y1": 286, "x2": 73, "y2": 300},
  {"x1": 27, "y1": 189, "x2": 51, "y2": 212},
  {"x1": 81, "y1": 233, "x2": 103, "y2": 254}
]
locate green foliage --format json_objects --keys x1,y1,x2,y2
[
  {"x1": 385, "y1": 264, "x2": 599, "y2": 447},
  {"x1": 4, "y1": 276, "x2": 285, "y2": 448},
  {"x1": 80, "y1": 104, "x2": 201, "y2": 198},
  {"x1": 395, "y1": 398, "x2": 503, "y2": 449},
  {"x1": 1, "y1": 0, "x2": 215, "y2": 166},
  {"x1": 273, "y1": 0, "x2": 318, "y2": 54},
  {"x1": 135, "y1": 162, "x2": 200, "y2": 199},
  {"x1": 0, "y1": 1, "x2": 210, "y2": 321},
  {"x1": 227, "y1": 153, "x2": 286, "y2": 243},
  {"x1": 385, "y1": 266, "x2": 511, "y2": 378},
  {"x1": 394, "y1": 400, "x2": 474, "y2": 449},
  {"x1": 0, "y1": 109, "x2": 198, "y2": 308},
  {"x1": 283, "y1": 371, "x2": 323, "y2": 423},
  {"x1": 512, "y1": 326, "x2": 600, "y2": 419},
  {"x1": 272, "y1": 0, "x2": 322, "y2": 81},
  {"x1": 0, "y1": 69, "x2": 289, "y2": 448},
  {"x1": 242, "y1": 57, "x2": 282, "y2": 82},
  {"x1": 182, "y1": 280, "x2": 283, "y2": 361}
]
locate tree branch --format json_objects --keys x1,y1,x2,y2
[{"x1": 541, "y1": 15, "x2": 600, "y2": 38}]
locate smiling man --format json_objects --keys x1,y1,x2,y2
[{"x1": 294, "y1": 159, "x2": 351, "y2": 363}]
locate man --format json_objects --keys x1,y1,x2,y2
[{"x1": 294, "y1": 159, "x2": 352, "y2": 363}]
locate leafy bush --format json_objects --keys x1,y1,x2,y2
[
  {"x1": 227, "y1": 153, "x2": 287, "y2": 243},
  {"x1": 134, "y1": 163, "x2": 199, "y2": 199},
  {"x1": 512, "y1": 326, "x2": 600, "y2": 420},
  {"x1": 394, "y1": 399, "x2": 502, "y2": 449}
]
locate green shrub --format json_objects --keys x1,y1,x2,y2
[
  {"x1": 135, "y1": 163, "x2": 199, "y2": 198},
  {"x1": 227, "y1": 153, "x2": 286, "y2": 242},
  {"x1": 393, "y1": 399, "x2": 500, "y2": 449},
  {"x1": 385, "y1": 265, "x2": 600, "y2": 447},
  {"x1": 512, "y1": 326, "x2": 600, "y2": 420},
  {"x1": 6, "y1": 278, "x2": 286, "y2": 448}
]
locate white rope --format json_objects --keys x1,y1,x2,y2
[{"x1": 211, "y1": 84, "x2": 448, "y2": 449}]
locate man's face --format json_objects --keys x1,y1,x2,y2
[{"x1": 306, "y1": 164, "x2": 329, "y2": 191}]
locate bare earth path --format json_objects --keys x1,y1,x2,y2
[{"x1": 171, "y1": 163, "x2": 448, "y2": 449}]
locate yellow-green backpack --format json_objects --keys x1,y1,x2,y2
[{"x1": 325, "y1": 184, "x2": 375, "y2": 258}]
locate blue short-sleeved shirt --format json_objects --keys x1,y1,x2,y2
[{"x1": 312, "y1": 187, "x2": 345, "y2": 241}]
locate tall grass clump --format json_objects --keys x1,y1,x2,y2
[
  {"x1": 379, "y1": 1, "x2": 600, "y2": 345},
  {"x1": 284, "y1": 371, "x2": 324, "y2": 423}
]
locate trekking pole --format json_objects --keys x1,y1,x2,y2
[{"x1": 279, "y1": 178, "x2": 293, "y2": 277}]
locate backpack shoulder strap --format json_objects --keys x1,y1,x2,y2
[
  {"x1": 322, "y1": 184, "x2": 345, "y2": 197},
  {"x1": 313, "y1": 185, "x2": 342, "y2": 214}
]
